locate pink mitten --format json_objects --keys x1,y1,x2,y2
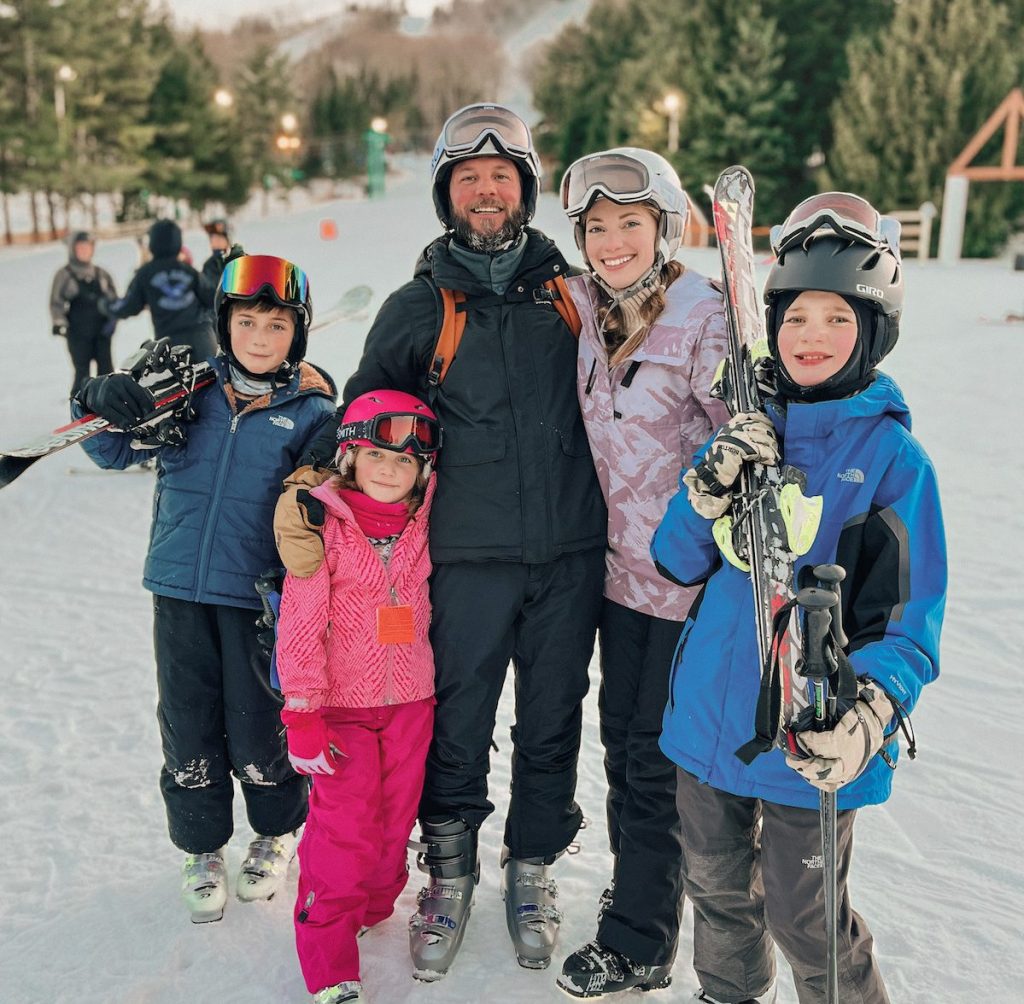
[{"x1": 281, "y1": 708, "x2": 337, "y2": 776}]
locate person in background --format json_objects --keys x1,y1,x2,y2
[
  {"x1": 103, "y1": 219, "x2": 220, "y2": 359},
  {"x1": 49, "y1": 230, "x2": 119, "y2": 396}
]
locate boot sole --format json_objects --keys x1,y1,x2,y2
[
  {"x1": 189, "y1": 907, "x2": 225, "y2": 924},
  {"x1": 556, "y1": 975, "x2": 672, "y2": 999},
  {"x1": 517, "y1": 954, "x2": 551, "y2": 970}
]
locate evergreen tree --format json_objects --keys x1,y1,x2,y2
[{"x1": 830, "y1": 0, "x2": 1024, "y2": 256}]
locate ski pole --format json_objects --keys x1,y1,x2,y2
[{"x1": 794, "y1": 574, "x2": 841, "y2": 1004}]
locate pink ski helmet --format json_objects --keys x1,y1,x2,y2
[{"x1": 336, "y1": 390, "x2": 442, "y2": 468}]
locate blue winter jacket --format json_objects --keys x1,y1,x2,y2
[
  {"x1": 651, "y1": 373, "x2": 946, "y2": 811},
  {"x1": 73, "y1": 357, "x2": 337, "y2": 609}
]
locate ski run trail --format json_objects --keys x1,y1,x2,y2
[{"x1": 1, "y1": 158, "x2": 1021, "y2": 1003}]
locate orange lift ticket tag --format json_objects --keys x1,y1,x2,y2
[{"x1": 377, "y1": 605, "x2": 415, "y2": 644}]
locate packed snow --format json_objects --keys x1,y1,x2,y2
[{"x1": 1, "y1": 160, "x2": 1022, "y2": 1003}]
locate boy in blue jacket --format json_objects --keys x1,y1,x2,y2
[
  {"x1": 651, "y1": 195, "x2": 945, "y2": 1004},
  {"x1": 73, "y1": 254, "x2": 337, "y2": 923}
]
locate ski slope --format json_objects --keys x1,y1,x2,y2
[{"x1": 1, "y1": 161, "x2": 1022, "y2": 1003}]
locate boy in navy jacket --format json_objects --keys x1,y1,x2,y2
[
  {"x1": 73, "y1": 254, "x2": 337, "y2": 923},
  {"x1": 651, "y1": 196, "x2": 945, "y2": 1004}
]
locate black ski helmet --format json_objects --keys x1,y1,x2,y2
[
  {"x1": 214, "y1": 254, "x2": 312, "y2": 375},
  {"x1": 430, "y1": 103, "x2": 541, "y2": 230},
  {"x1": 764, "y1": 234, "x2": 903, "y2": 400}
]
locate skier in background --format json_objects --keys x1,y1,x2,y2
[
  {"x1": 651, "y1": 193, "x2": 946, "y2": 1004},
  {"x1": 554, "y1": 148, "x2": 730, "y2": 998},
  {"x1": 70, "y1": 253, "x2": 337, "y2": 924},
  {"x1": 48, "y1": 230, "x2": 119, "y2": 396},
  {"x1": 102, "y1": 218, "x2": 221, "y2": 359}
]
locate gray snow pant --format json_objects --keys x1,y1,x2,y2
[{"x1": 675, "y1": 768, "x2": 890, "y2": 1004}]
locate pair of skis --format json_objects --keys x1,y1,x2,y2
[
  {"x1": 0, "y1": 284, "x2": 372, "y2": 490},
  {"x1": 712, "y1": 166, "x2": 844, "y2": 1002}
]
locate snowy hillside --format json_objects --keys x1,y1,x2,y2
[{"x1": 1, "y1": 162, "x2": 1022, "y2": 1004}]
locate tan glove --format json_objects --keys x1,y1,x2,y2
[
  {"x1": 273, "y1": 465, "x2": 333, "y2": 577},
  {"x1": 785, "y1": 681, "x2": 894, "y2": 793},
  {"x1": 683, "y1": 411, "x2": 780, "y2": 519}
]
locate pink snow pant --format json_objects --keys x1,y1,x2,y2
[{"x1": 294, "y1": 698, "x2": 434, "y2": 992}]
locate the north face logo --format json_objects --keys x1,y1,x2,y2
[
  {"x1": 269, "y1": 415, "x2": 295, "y2": 430},
  {"x1": 837, "y1": 468, "x2": 865, "y2": 484}
]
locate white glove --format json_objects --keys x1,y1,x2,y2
[{"x1": 786, "y1": 681, "x2": 893, "y2": 792}]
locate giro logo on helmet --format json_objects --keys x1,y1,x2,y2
[{"x1": 856, "y1": 283, "x2": 884, "y2": 298}]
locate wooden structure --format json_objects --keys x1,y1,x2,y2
[{"x1": 939, "y1": 87, "x2": 1024, "y2": 263}]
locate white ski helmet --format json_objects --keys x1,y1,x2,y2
[
  {"x1": 560, "y1": 147, "x2": 690, "y2": 267},
  {"x1": 430, "y1": 103, "x2": 542, "y2": 229}
]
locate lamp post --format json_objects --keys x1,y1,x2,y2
[
  {"x1": 54, "y1": 64, "x2": 76, "y2": 149},
  {"x1": 662, "y1": 91, "x2": 682, "y2": 155},
  {"x1": 365, "y1": 117, "x2": 389, "y2": 199}
]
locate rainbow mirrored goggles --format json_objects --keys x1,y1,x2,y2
[
  {"x1": 338, "y1": 412, "x2": 442, "y2": 458},
  {"x1": 220, "y1": 255, "x2": 310, "y2": 315},
  {"x1": 770, "y1": 192, "x2": 902, "y2": 259}
]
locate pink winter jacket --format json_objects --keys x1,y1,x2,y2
[
  {"x1": 275, "y1": 477, "x2": 435, "y2": 711},
  {"x1": 571, "y1": 269, "x2": 730, "y2": 621}
]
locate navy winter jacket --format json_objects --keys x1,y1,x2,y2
[
  {"x1": 73, "y1": 357, "x2": 337, "y2": 609},
  {"x1": 651, "y1": 373, "x2": 946, "y2": 811}
]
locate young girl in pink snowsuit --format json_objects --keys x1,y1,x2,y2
[{"x1": 275, "y1": 389, "x2": 442, "y2": 1004}]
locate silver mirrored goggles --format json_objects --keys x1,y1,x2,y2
[
  {"x1": 441, "y1": 105, "x2": 533, "y2": 158},
  {"x1": 770, "y1": 191, "x2": 902, "y2": 259},
  {"x1": 560, "y1": 152, "x2": 663, "y2": 219}
]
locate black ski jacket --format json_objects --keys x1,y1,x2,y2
[{"x1": 311, "y1": 229, "x2": 607, "y2": 564}]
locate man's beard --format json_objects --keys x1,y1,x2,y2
[{"x1": 451, "y1": 202, "x2": 528, "y2": 253}]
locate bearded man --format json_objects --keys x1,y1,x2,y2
[{"x1": 275, "y1": 103, "x2": 606, "y2": 979}]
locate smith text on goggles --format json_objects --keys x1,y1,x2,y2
[{"x1": 338, "y1": 413, "x2": 442, "y2": 457}]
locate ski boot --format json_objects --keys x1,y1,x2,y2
[
  {"x1": 557, "y1": 941, "x2": 672, "y2": 998},
  {"x1": 408, "y1": 816, "x2": 478, "y2": 981},
  {"x1": 692, "y1": 987, "x2": 777, "y2": 1004},
  {"x1": 236, "y1": 831, "x2": 297, "y2": 902},
  {"x1": 500, "y1": 846, "x2": 563, "y2": 969},
  {"x1": 312, "y1": 982, "x2": 366, "y2": 1004},
  {"x1": 181, "y1": 849, "x2": 228, "y2": 924}
]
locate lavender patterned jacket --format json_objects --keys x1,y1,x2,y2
[{"x1": 571, "y1": 268, "x2": 730, "y2": 621}]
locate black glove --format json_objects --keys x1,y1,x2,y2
[
  {"x1": 52, "y1": 324, "x2": 68, "y2": 337},
  {"x1": 96, "y1": 296, "x2": 114, "y2": 319},
  {"x1": 76, "y1": 373, "x2": 156, "y2": 427}
]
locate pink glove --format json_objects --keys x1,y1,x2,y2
[{"x1": 281, "y1": 708, "x2": 337, "y2": 776}]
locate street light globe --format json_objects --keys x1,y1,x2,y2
[
  {"x1": 370, "y1": 117, "x2": 388, "y2": 134},
  {"x1": 662, "y1": 92, "x2": 682, "y2": 114},
  {"x1": 57, "y1": 64, "x2": 77, "y2": 83},
  {"x1": 214, "y1": 88, "x2": 234, "y2": 109},
  {"x1": 281, "y1": 113, "x2": 298, "y2": 133}
]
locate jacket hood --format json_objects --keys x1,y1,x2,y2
[{"x1": 148, "y1": 219, "x2": 182, "y2": 257}]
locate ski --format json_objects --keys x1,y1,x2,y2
[
  {"x1": 710, "y1": 166, "x2": 817, "y2": 758},
  {"x1": 0, "y1": 285, "x2": 371, "y2": 490}
]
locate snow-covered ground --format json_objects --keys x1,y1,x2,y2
[{"x1": 1, "y1": 162, "x2": 1022, "y2": 1004}]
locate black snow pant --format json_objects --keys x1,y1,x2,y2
[
  {"x1": 419, "y1": 549, "x2": 604, "y2": 860},
  {"x1": 153, "y1": 594, "x2": 308, "y2": 854},
  {"x1": 675, "y1": 768, "x2": 890, "y2": 1004},
  {"x1": 67, "y1": 328, "x2": 113, "y2": 397},
  {"x1": 595, "y1": 599, "x2": 685, "y2": 967}
]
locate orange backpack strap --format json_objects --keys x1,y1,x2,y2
[
  {"x1": 429, "y1": 288, "x2": 468, "y2": 387},
  {"x1": 546, "y1": 275, "x2": 582, "y2": 338}
]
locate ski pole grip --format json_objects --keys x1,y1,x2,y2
[
  {"x1": 813, "y1": 563, "x2": 848, "y2": 648},
  {"x1": 795, "y1": 586, "x2": 837, "y2": 684},
  {"x1": 255, "y1": 576, "x2": 277, "y2": 629}
]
